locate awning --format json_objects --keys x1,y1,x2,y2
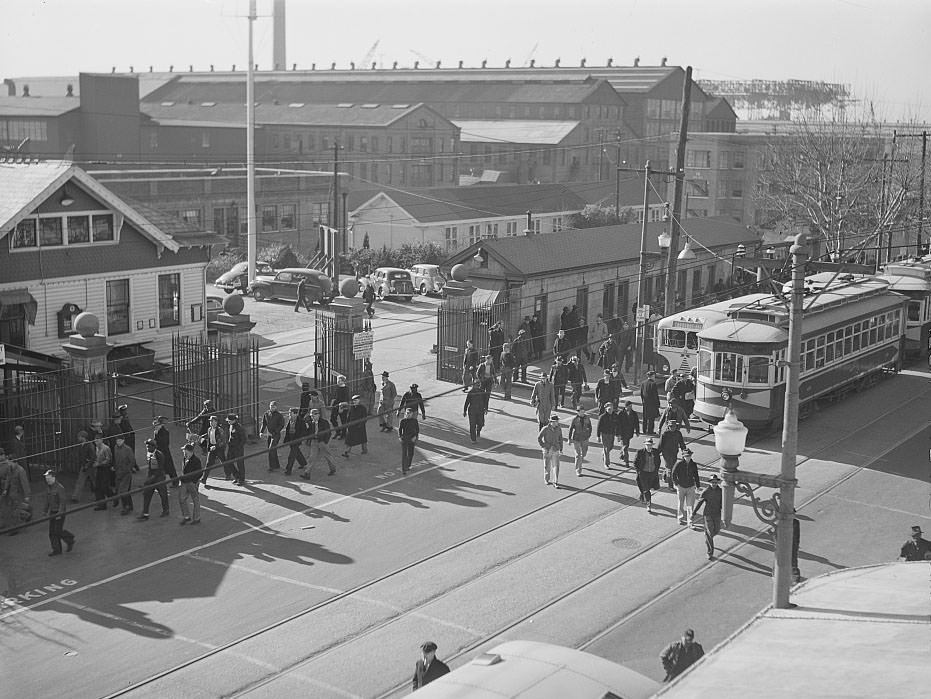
[
  {"x1": 0, "y1": 288, "x2": 38, "y2": 324},
  {"x1": 0, "y1": 345, "x2": 63, "y2": 373},
  {"x1": 472, "y1": 288, "x2": 505, "y2": 307}
]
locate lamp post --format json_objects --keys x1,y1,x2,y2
[{"x1": 712, "y1": 233, "x2": 807, "y2": 610}]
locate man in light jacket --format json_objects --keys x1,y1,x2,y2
[{"x1": 538, "y1": 415, "x2": 564, "y2": 489}]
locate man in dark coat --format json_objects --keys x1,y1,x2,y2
[
  {"x1": 361, "y1": 281, "x2": 375, "y2": 318},
  {"x1": 553, "y1": 329, "x2": 571, "y2": 363},
  {"x1": 43, "y1": 470, "x2": 75, "y2": 556},
  {"x1": 284, "y1": 407, "x2": 309, "y2": 475},
  {"x1": 152, "y1": 416, "x2": 179, "y2": 486},
  {"x1": 671, "y1": 447, "x2": 701, "y2": 526},
  {"x1": 118, "y1": 404, "x2": 135, "y2": 453},
  {"x1": 260, "y1": 401, "x2": 285, "y2": 472},
  {"x1": 293, "y1": 276, "x2": 311, "y2": 312},
  {"x1": 342, "y1": 395, "x2": 369, "y2": 457},
  {"x1": 137, "y1": 439, "x2": 169, "y2": 519},
  {"x1": 640, "y1": 371, "x2": 661, "y2": 434},
  {"x1": 511, "y1": 329, "x2": 530, "y2": 383},
  {"x1": 658, "y1": 421, "x2": 687, "y2": 488},
  {"x1": 226, "y1": 414, "x2": 247, "y2": 486},
  {"x1": 634, "y1": 437, "x2": 662, "y2": 513},
  {"x1": 329, "y1": 376, "x2": 351, "y2": 435},
  {"x1": 618, "y1": 320, "x2": 634, "y2": 371},
  {"x1": 529, "y1": 314, "x2": 545, "y2": 360},
  {"x1": 200, "y1": 414, "x2": 226, "y2": 489},
  {"x1": 595, "y1": 369, "x2": 617, "y2": 414},
  {"x1": 900, "y1": 525, "x2": 931, "y2": 561},
  {"x1": 488, "y1": 321, "x2": 505, "y2": 371},
  {"x1": 187, "y1": 399, "x2": 217, "y2": 456},
  {"x1": 617, "y1": 400, "x2": 641, "y2": 466},
  {"x1": 566, "y1": 356, "x2": 587, "y2": 410},
  {"x1": 463, "y1": 380, "x2": 487, "y2": 443},
  {"x1": 398, "y1": 383, "x2": 427, "y2": 420},
  {"x1": 7, "y1": 425, "x2": 27, "y2": 480},
  {"x1": 597, "y1": 403, "x2": 621, "y2": 468},
  {"x1": 398, "y1": 407, "x2": 420, "y2": 474},
  {"x1": 692, "y1": 474, "x2": 724, "y2": 559},
  {"x1": 660, "y1": 629, "x2": 705, "y2": 682},
  {"x1": 498, "y1": 344, "x2": 515, "y2": 400},
  {"x1": 598, "y1": 335, "x2": 619, "y2": 371},
  {"x1": 549, "y1": 358, "x2": 569, "y2": 408},
  {"x1": 304, "y1": 407, "x2": 336, "y2": 477},
  {"x1": 461, "y1": 339, "x2": 479, "y2": 390},
  {"x1": 178, "y1": 443, "x2": 202, "y2": 525},
  {"x1": 411, "y1": 641, "x2": 450, "y2": 690}
]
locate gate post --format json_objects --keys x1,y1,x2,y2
[
  {"x1": 210, "y1": 295, "x2": 258, "y2": 435},
  {"x1": 315, "y1": 281, "x2": 365, "y2": 404},
  {"x1": 60, "y1": 312, "x2": 113, "y2": 450},
  {"x1": 436, "y1": 264, "x2": 475, "y2": 383}
]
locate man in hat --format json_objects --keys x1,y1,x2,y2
[
  {"x1": 398, "y1": 383, "x2": 426, "y2": 420},
  {"x1": 463, "y1": 379, "x2": 487, "y2": 443},
  {"x1": 398, "y1": 407, "x2": 420, "y2": 474},
  {"x1": 137, "y1": 439, "x2": 169, "y2": 520},
  {"x1": 118, "y1": 404, "x2": 135, "y2": 452},
  {"x1": 360, "y1": 359, "x2": 378, "y2": 415},
  {"x1": 549, "y1": 357, "x2": 569, "y2": 409},
  {"x1": 462, "y1": 339, "x2": 479, "y2": 390},
  {"x1": 112, "y1": 436, "x2": 136, "y2": 515},
  {"x1": 412, "y1": 640, "x2": 450, "y2": 690},
  {"x1": 305, "y1": 407, "x2": 336, "y2": 477},
  {"x1": 899, "y1": 525, "x2": 931, "y2": 561},
  {"x1": 538, "y1": 415, "x2": 564, "y2": 488},
  {"x1": 553, "y1": 328, "x2": 570, "y2": 363},
  {"x1": 283, "y1": 407, "x2": 309, "y2": 475},
  {"x1": 634, "y1": 437, "x2": 662, "y2": 512},
  {"x1": 259, "y1": 401, "x2": 284, "y2": 472},
  {"x1": 671, "y1": 448, "x2": 701, "y2": 527},
  {"x1": 377, "y1": 371, "x2": 398, "y2": 432},
  {"x1": 692, "y1": 474, "x2": 723, "y2": 559},
  {"x1": 659, "y1": 628, "x2": 705, "y2": 682},
  {"x1": 488, "y1": 320, "x2": 505, "y2": 371},
  {"x1": 566, "y1": 355, "x2": 588, "y2": 411},
  {"x1": 568, "y1": 405, "x2": 592, "y2": 476},
  {"x1": 299, "y1": 382, "x2": 313, "y2": 418},
  {"x1": 187, "y1": 399, "x2": 217, "y2": 454},
  {"x1": 226, "y1": 414, "x2": 247, "y2": 486},
  {"x1": 43, "y1": 470, "x2": 75, "y2": 556},
  {"x1": 178, "y1": 443, "x2": 202, "y2": 525},
  {"x1": 597, "y1": 402, "x2": 620, "y2": 468},
  {"x1": 617, "y1": 400, "x2": 640, "y2": 466},
  {"x1": 200, "y1": 414, "x2": 227, "y2": 489},
  {"x1": 342, "y1": 395, "x2": 369, "y2": 457},
  {"x1": 595, "y1": 369, "x2": 617, "y2": 414},
  {"x1": 329, "y1": 376, "x2": 351, "y2": 436},
  {"x1": 511, "y1": 328, "x2": 530, "y2": 383},
  {"x1": 640, "y1": 370, "x2": 661, "y2": 435},
  {"x1": 498, "y1": 342, "x2": 515, "y2": 400},
  {"x1": 658, "y1": 419, "x2": 687, "y2": 489},
  {"x1": 71, "y1": 430, "x2": 97, "y2": 503},
  {"x1": 152, "y1": 416, "x2": 179, "y2": 487}
]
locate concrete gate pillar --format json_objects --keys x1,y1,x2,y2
[
  {"x1": 436, "y1": 264, "x2": 476, "y2": 382},
  {"x1": 60, "y1": 312, "x2": 113, "y2": 450},
  {"x1": 315, "y1": 278, "x2": 366, "y2": 403},
  {"x1": 210, "y1": 295, "x2": 258, "y2": 434}
]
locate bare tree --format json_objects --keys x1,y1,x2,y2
[{"x1": 755, "y1": 113, "x2": 923, "y2": 260}]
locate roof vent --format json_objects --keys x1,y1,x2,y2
[
  {"x1": 555, "y1": 58, "x2": 561, "y2": 67},
  {"x1": 414, "y1": 61, "x2": 419, "y2": 69},
  {"x1": 160, "y1": 101, "x2": 175, "y2": 106},
  {"x1": 391, "y1": 104, "x2": 410, "y2": 109},
  {"x1": 458, "y1": 60, "x2": 464, "y2": 69},
  {"x1": 66, "y1": 84, "x2": 74, "y2": 97},
  {"x1": 337, "y1": 103, "x2": 354, "y2": 108},
  {"x1": 505, "y1": 59, "x2": 511, "y2": 68},
  {"x1": 472, "y1": 653, "x2": 503, "y2": 666},
  {"x1": 607, "y1": 57, "x2": 613, "y2": 67},
  {"x1": 288, "y1": 102, "x2": 305, "y2": 108},
  {"x1": 22, "y1": 85, "x2": 30, "y2": 97},
  {"x1": 361, "y1": 103, "x2": 379, "y2": 108},
  {"x1": 201, "y1": 101, "x2": 216, "y2": 107}
]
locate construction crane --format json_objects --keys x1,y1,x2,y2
[
  {"x1": 409, "y1": 49, "x2": 434, "y2": 68},
  {"x1": 522, "y1": 43, "x2": 538, "y2": 67},
  {"x1": 359, "y1": 40, "x2": 380, "y2": 68}
]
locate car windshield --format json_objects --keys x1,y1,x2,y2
[{"x1": 388, "y1": 272, "x2": 410, "y2": 280}]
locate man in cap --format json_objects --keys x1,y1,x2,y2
[
  {"x1": 659, "y1": 628, "x2": 704, "y2": 682},
  {"x1": 305, "y1": 406, "x2": 336, "y2": 477},
  {"x1": 498, "y1": 342, "x2": 515, "y2": 400},
  {"x1": 538, "y1": 415, "x2": 564, "y2": 489},
  {"x1": 43, "y1": 470, "x2": 75, "y2": 556},
  {"x1": 378, "y1": 371, "x2": 398, "y2": 432},
  {"x1": 568, "y1": 405, "x2": 592, "y2": 476},
  {"x1": 178, "y1": 443, "x2": 202, "y2": 525},
  {"x1": 553, "y1": 328, "x2": 570, "y2": 363},
  {"x1": 118, "y1": 404, "x2": 135, "y2": 452},
  {"x1": 112, "y1": 435, "x2": 136, "y2": 515},
  {"x1": 566, "y1": 355, "x2": 588, "y2": 411},
  {"x1": 342, "y1": 395, "x2": 369, "y2": 457},
  {"x1": 634, "y1": 437, "x2": 662, "y2": 512},
  {"x1": 692, "y1": 474, "x2": 723, "y2": 559},
  {"x1": 200, "y1": 414, "x2": 226, "y2": 489},
  {"x1": 398, "y1": 383, "x2": 426, "y2": 420},
  {"x1": 284, "y1": 407, "x2": 309, "y2": 475},
  {"x1": 226, "y1": 414, "x2": 247, "y2": 486},
  {"x1": 511, "y1": 328, "x2": 530, "y2": 383},
  {"x1": 899, "y1": 525, "x2": 931, "y2": 561},
  {"x1": 412, "y1": 641, "x2": 450, "y2": 690},
  {"x1": 137, "y1": 439, "x2": 169, "y2": 520},
  {"x1": 671, "y1": 448, "x2": 701, "y2": 527},
  {"x1": 398, "y1": 407, "x2": 420, "y2": 474},
  {"x1": 260, "y1": 400, "x2": 285, "y2": 472},
  {"x1": 640, "y1": 370, "x2": 661, "y2": 435},
  {"x1": 463, "y1": 379, "x2": 487, "y2": 443},
  {"x1": 595, "y1": 368, "x2": 617, "y2": 414}
]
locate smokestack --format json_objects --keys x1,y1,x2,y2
[{"x1": 273, "y1": 0, "x2": 286, "y2": 72}]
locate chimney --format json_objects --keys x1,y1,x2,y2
[
  {"x1": 607, "y1": 58, "x2": 613, "y2": 67},
  {"x1": 273, "y1": 0, "x2": 286, "y2": 75},
  {"x1": 505, "y1": 59, "x2": 511, "y2": 68},
  {"x1": 66, "y1": 84, "x2": 74, "y2": 97},
  {"x1": 529, "y1": 59, "x2": 535, "y2": 68},
  {"x1": 579, "y1": 58, "x2": 584, "y2": 67},
  {"x1": 633, "y1": 57, "x2": 640, "y2": 67},
  {"x1": 661, "y1": 56, "x2": 667, "y2": 66},
  {"x1": 350, "y1": 62, "x2": 355, "y2": 70},
  {"x1": 458, "y1": 60, "x2": 463, "y2": 69},
  {"x1": 481, "y1": 59, "x2": 487, "y2": 68},
  {"x1": 555, "y1": 58, "x2": 561, "y2": 67},
  {"x1": 435, "y1": 60, "x2": 441, "y2": 69},
  {"x1": 22, "y1": 84, "x2": 30, "y2": 97},
  {"x1": 414, "y1": 61, "x2": 419, "y2": 69}
]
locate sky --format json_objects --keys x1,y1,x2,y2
[{"x1": 2, "y1": 0, "x2": 929, "y2": 122}]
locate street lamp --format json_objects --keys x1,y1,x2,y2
[
  {"x1": 678, "y1": 236, "x2": 697, "y2": 261},
  {"x1": 714, "y1": 409, "x2": 748, "y2": 527}
]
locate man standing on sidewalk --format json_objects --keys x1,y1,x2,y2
[
  {"x1": 304, "y1": 407, "x2": 336, "y2": 478},
  {"x1": 659, "y1": 629, "x2": 704, "y2": 682},
  {"x1": 178, "y1": 443, "x2": 202, "y2": 525},
  {"x1": 378, "y1": 371, "x2": 398, "y2": 432},
  {"x1": 200, "y1": 415, "x2": 226, "y2": 489},
  {"x1": 137, "y1": 439, "x2": 169, "y2": 520},
  {"x1": 597, "y1": 402, "x2": 620, "y2": 468},
  {"x1": 112, "y1": 436, "x2": 136, "y2": 515},
  {"x1": 284, "y1": 407, "x2": 308, "y2": 475},
  {"x1": 692, "y1": 474, "x2": 723, "y2": 559},
  {"x1": 43, "y1": 470, "x2": 75, "y2": 556},
  {"x1": 538, "y1": 415, "x2": 564, "y2": 489},
  {"x1": 671, "y1": 448, "x2": 700, "y2": 527},
  {"x1": 568, "y1": 405, "x2": 592, "y2": 477},
  {"x1": 260, "y1": 401, "x2": 285, "y2": 472},
  {"x1": 398, "y1": 407, "x2": 420, "y2": 474},
  {"x1": 226, "y1": 414, "x2": 247, "y2": 486},
  {"x1": 92, "y1": 435, "x2": 113, "y2": 511}
]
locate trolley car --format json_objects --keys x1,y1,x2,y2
[
  {"x1": 876, "y1": 260, "x2": 931, "y2": 356},
  {"x1": 694, "y1": 276, "x2": 907, "y2": 428}
]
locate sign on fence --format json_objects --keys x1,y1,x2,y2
[{"x1": 352, "y1": 331, "x2": 374, "y2": 359}]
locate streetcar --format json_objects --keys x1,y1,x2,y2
[
  {"x1": 876, "y1": 260, "x2": 931, "y2": 356},
  {"x1": 413, "y1": 640, "x2": 659, "y2": 699},
  {"x1": 694, "y1": 276, "x2": 907, "y2": 428},
  {"x1": 653, "y1": 295, "x2": 770, "y2": 377}
]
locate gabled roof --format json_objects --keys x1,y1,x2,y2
[
  {"x1": 141, "y1": 101, "x2": 447, "y2": 128},
  {"x1": 0, "y1": 97, "x2": 80, "y2": 117},
  {"x1": 454, "y1": 120, "x2": 580, "y2": 144},
  {"x1": 120, "y1": 197, "x2": 226, "y2": 247},
  {"x1": 0, "y1": 160, "x2": 219, "y2": 252},
  {"x1": 445, "y1": 216, "x2": 758, "y2": 278},
  {"x1": 350, "y1": 183, "x2": 589, "y2": 224}
]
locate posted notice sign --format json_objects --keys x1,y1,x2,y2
[{"x1": 352, "y1": 331, "x2": 374, "y2": 359}]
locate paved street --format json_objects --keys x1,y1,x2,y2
[{"x1": 3, "y1": 290, "x2": 930, "y2": 698}]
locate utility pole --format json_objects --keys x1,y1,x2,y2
[
  {"x1": 246, "y1": 0, "x2": 257, "y2": 286},
  {"x1": 635, "y1": 161, "x2": 652, "y2": 386},
  {"x1": 614, "y1": 130, "x2": 624, "y2": 217},
  {"x1": 892, "y1": 130, "x2": 928, "y2": 255},
  {"x1": 663, "y1": 66, "x2": 692, "y2": 317},
  {"x1": 332, "y1": 142, "x2": 341, "y2": 287}
]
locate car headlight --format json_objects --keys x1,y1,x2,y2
[{"x1": 721, "y1": 388, "x2": 732, "y2": 401}]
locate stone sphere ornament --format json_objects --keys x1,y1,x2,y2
[
  {"x1": 73, "y1": 312, "x2": 100, "y2": 337},
  {"x1": 450, "y1": 264, "x2": 468, "y2": 282},
  {"x1": 339, "y1": 277, "x2": 361, "y2": 298},
  {"x1": 222, "y1": 293, "x2": 244, "y2": 315}
]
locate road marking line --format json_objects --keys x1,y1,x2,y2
[{"x1": 0, "y1": 441, "x2": 510, "y2": 620}]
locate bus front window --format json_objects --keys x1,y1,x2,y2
[
  {"x1": 664, "y1": 329, "x2": 686, "y2": 348},
  {"x1": 686, "y1": 331, "x2": 698, "y2": 349}
]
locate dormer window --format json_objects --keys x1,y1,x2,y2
[{"x1": 11, "y1": 212, "x2": 115, "y2": 250}]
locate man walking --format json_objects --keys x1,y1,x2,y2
[
  {"x1": 899, "y1": 525, "x2": 931, "y2": 561},
  {"x1": 43, "y1": 470, "x2": 75, "y2": 556},
  {"x1": 137, "y1": 439, "x2": 169, "y2": 520},
  {"x1": 398, "y1": 383, "x2": 426, "y2": 420},
  {"x1": 398, "y1": 407, "x2": 420, "y2": 474},
  {"x1": 617, "y1": 400, "x2": 640, "y2": 467},
  {"x1": 538, "y1": 415, "x2": 564, "y2": 488},
  {"x1": 284, "y1": 407, "x2": 309, "y2": 475},
  {"x1": 463, "y1": 380, "x2": 487, "y2": 443},
  {"x1": 343, "y1": 395, "x2": 369, "y2": 457},
  {"x1": 377, "y1": 371, "x2": 398, "y2": 432},
  {"x1": 595, "y1": 369, "x2": 617, "y2": 414},
  {"x1": 692, "y1": 474, "x2": 723, "y2": 559},
  {"x1": 488, "y1": 320, "x2": 505, "y2": 371},
  {"x1": 305, "y1": 407, "x2": 336, "y2": 477},
  {"x1": 658, "y1": 420, "x2": 687, "y2": 488},
  {"x1": 549, "y1": 358, "x2": 569, "y2": 409},
  {"x1": 7, "y1": 425, "x2": 27, "y2": 480},
  {"x1": 226, "y1": 414, "x2": 247, "y2": 486},
  {"x1": 597, "y1": 403, "x2": 620, "y2": 468},
  {"x1": 260, "y1": 401, "x2": 285, "y2": 472},
  {"x1": 462, "y1": 339, "x2": 479, "y2": 390},
  {"x1": 568, "y1": 406, "x2": 592, "y2": 477},
  {"x1": 153, "y1": 416, "x2": 178, "y2": 487},
  {"x1": 293, "y1": 276, "x2": 311, "y2": 312},
  {"x1": 362, "y1": 280, "x2": 376, "y2": 318},
  {"x1": 200, "y1": 415, "x2": 226, "y2": 489},
  {"x1": 659, "y1": 629, "x2": 705, "y2": 682},
  {"x1": 112, "y1": 436, "x2": 136, "y2": 515},
  {"x1": 634, "y1": 437, "x2": 662, "y2": 513},
  {"x1": 531, "y1": 374, "x2": 556, "y2": 430},
  {"x1": 566, "y1": 356, "x2": 587, "y2": 410},
  {"x1": 671, "y1": 448, "x2": 701, "y2": 527},
  {"x1": 91, "y1": 435, "x2": 113, "y2": 511},
  {"x1": 511, "y1": 328, "x2": 530, "y2": 383},
  {"x1": 71, "y1": 430, "x2": 97, "y2": 503},
  {"x1": 411, "y1": 641, "x2": 450, "y2": 690},
  {"x1": 640, "y1": 371, "x2": 661, "y2": 434},
  {"x1": 178, "y1": 443, "x2": 202, "y2": 525},
  {"x1": 499, "y1": 343, "x2": 515, "y2": 400}
]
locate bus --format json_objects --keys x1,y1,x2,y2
[{"x1": 694, "y1": 276, "x2": 907, "y2": 427}]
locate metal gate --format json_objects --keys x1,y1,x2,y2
[
  {"x1": 172, "y1": 334, "x2": 260, "y2": 434},
  {"x1": 314, "y1": 304, "x2": 366, "y2": 401},
  {"x1": 436, "y1": 297, "x2": 512, "y2": 383}
]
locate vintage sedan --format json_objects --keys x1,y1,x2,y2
[
  {"x1": 214, "y1": 260, "x2": 277, "y2": 294},
  {"x1": 248, "y1": 268, "x2": 334, "y2": 305},
  {"x1": 371, "y1": 267, "x2": 415, "y2": 301},
  {"x1": 409, "y1": 263, "x2": 446, "y2": 296}
]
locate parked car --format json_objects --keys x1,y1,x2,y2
[
  {"x1": 249, "y1": 268, "x2": 334, "y2": 305},
  {"x1": 371, "y1": 267, "x2": 415, "y2": 301},
  {"x1": 205, "y1": 294, "x2": 225, "y2": 322},
  {"x1": 409, "y1": 263, "x2": 447, "y2": 296},
  {"x1": 214, "y1": 260, "x2": 277, "y2": 294}
]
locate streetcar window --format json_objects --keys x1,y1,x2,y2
[
  {"x1": 748, "y1": 356, "x2": 770, "y2": 383},
  {"x1": 776, "y1": 349, "x2": 786, "y2": 383},
  {"x1": 825, "y1": 342, "x2": 834, "y2": 363},
  {"x1": 715, "y1": 352, "x2": 742, "y2": 382},
  {"x1": 908, "y1": 301, "x2": 921, "y2": 322},
  {"x1": 664, "y1": 329, "x2": 686, "y2": 348},
  {"x1": 868, "y1": 318, "x2": 877, "y2": 344},
  {"x1": 698, "y1": 349, "x2": 712, "y2": 378},
  {"x1": 853, "y1": 329, "x2": 861, "y2": 352},
  {"x1": 686, "y1": 331, "x2": 698, "y2": 349},
  {"x1": 844, "y1": 327, "x2": 853, "y2": 355},
  {"x1": 804, "y1": 348, "x2": 815, "y2": 372}
]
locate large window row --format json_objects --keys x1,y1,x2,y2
[
  {"x1": 0, "y1": 119, "x2": 48, "y2": 142},
  {"x1": 12, "y1": 213, "x2": 114, "y2": 249},
  {"x1": 801, "y1": 310, "x2": 901, "y2": 373}
]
